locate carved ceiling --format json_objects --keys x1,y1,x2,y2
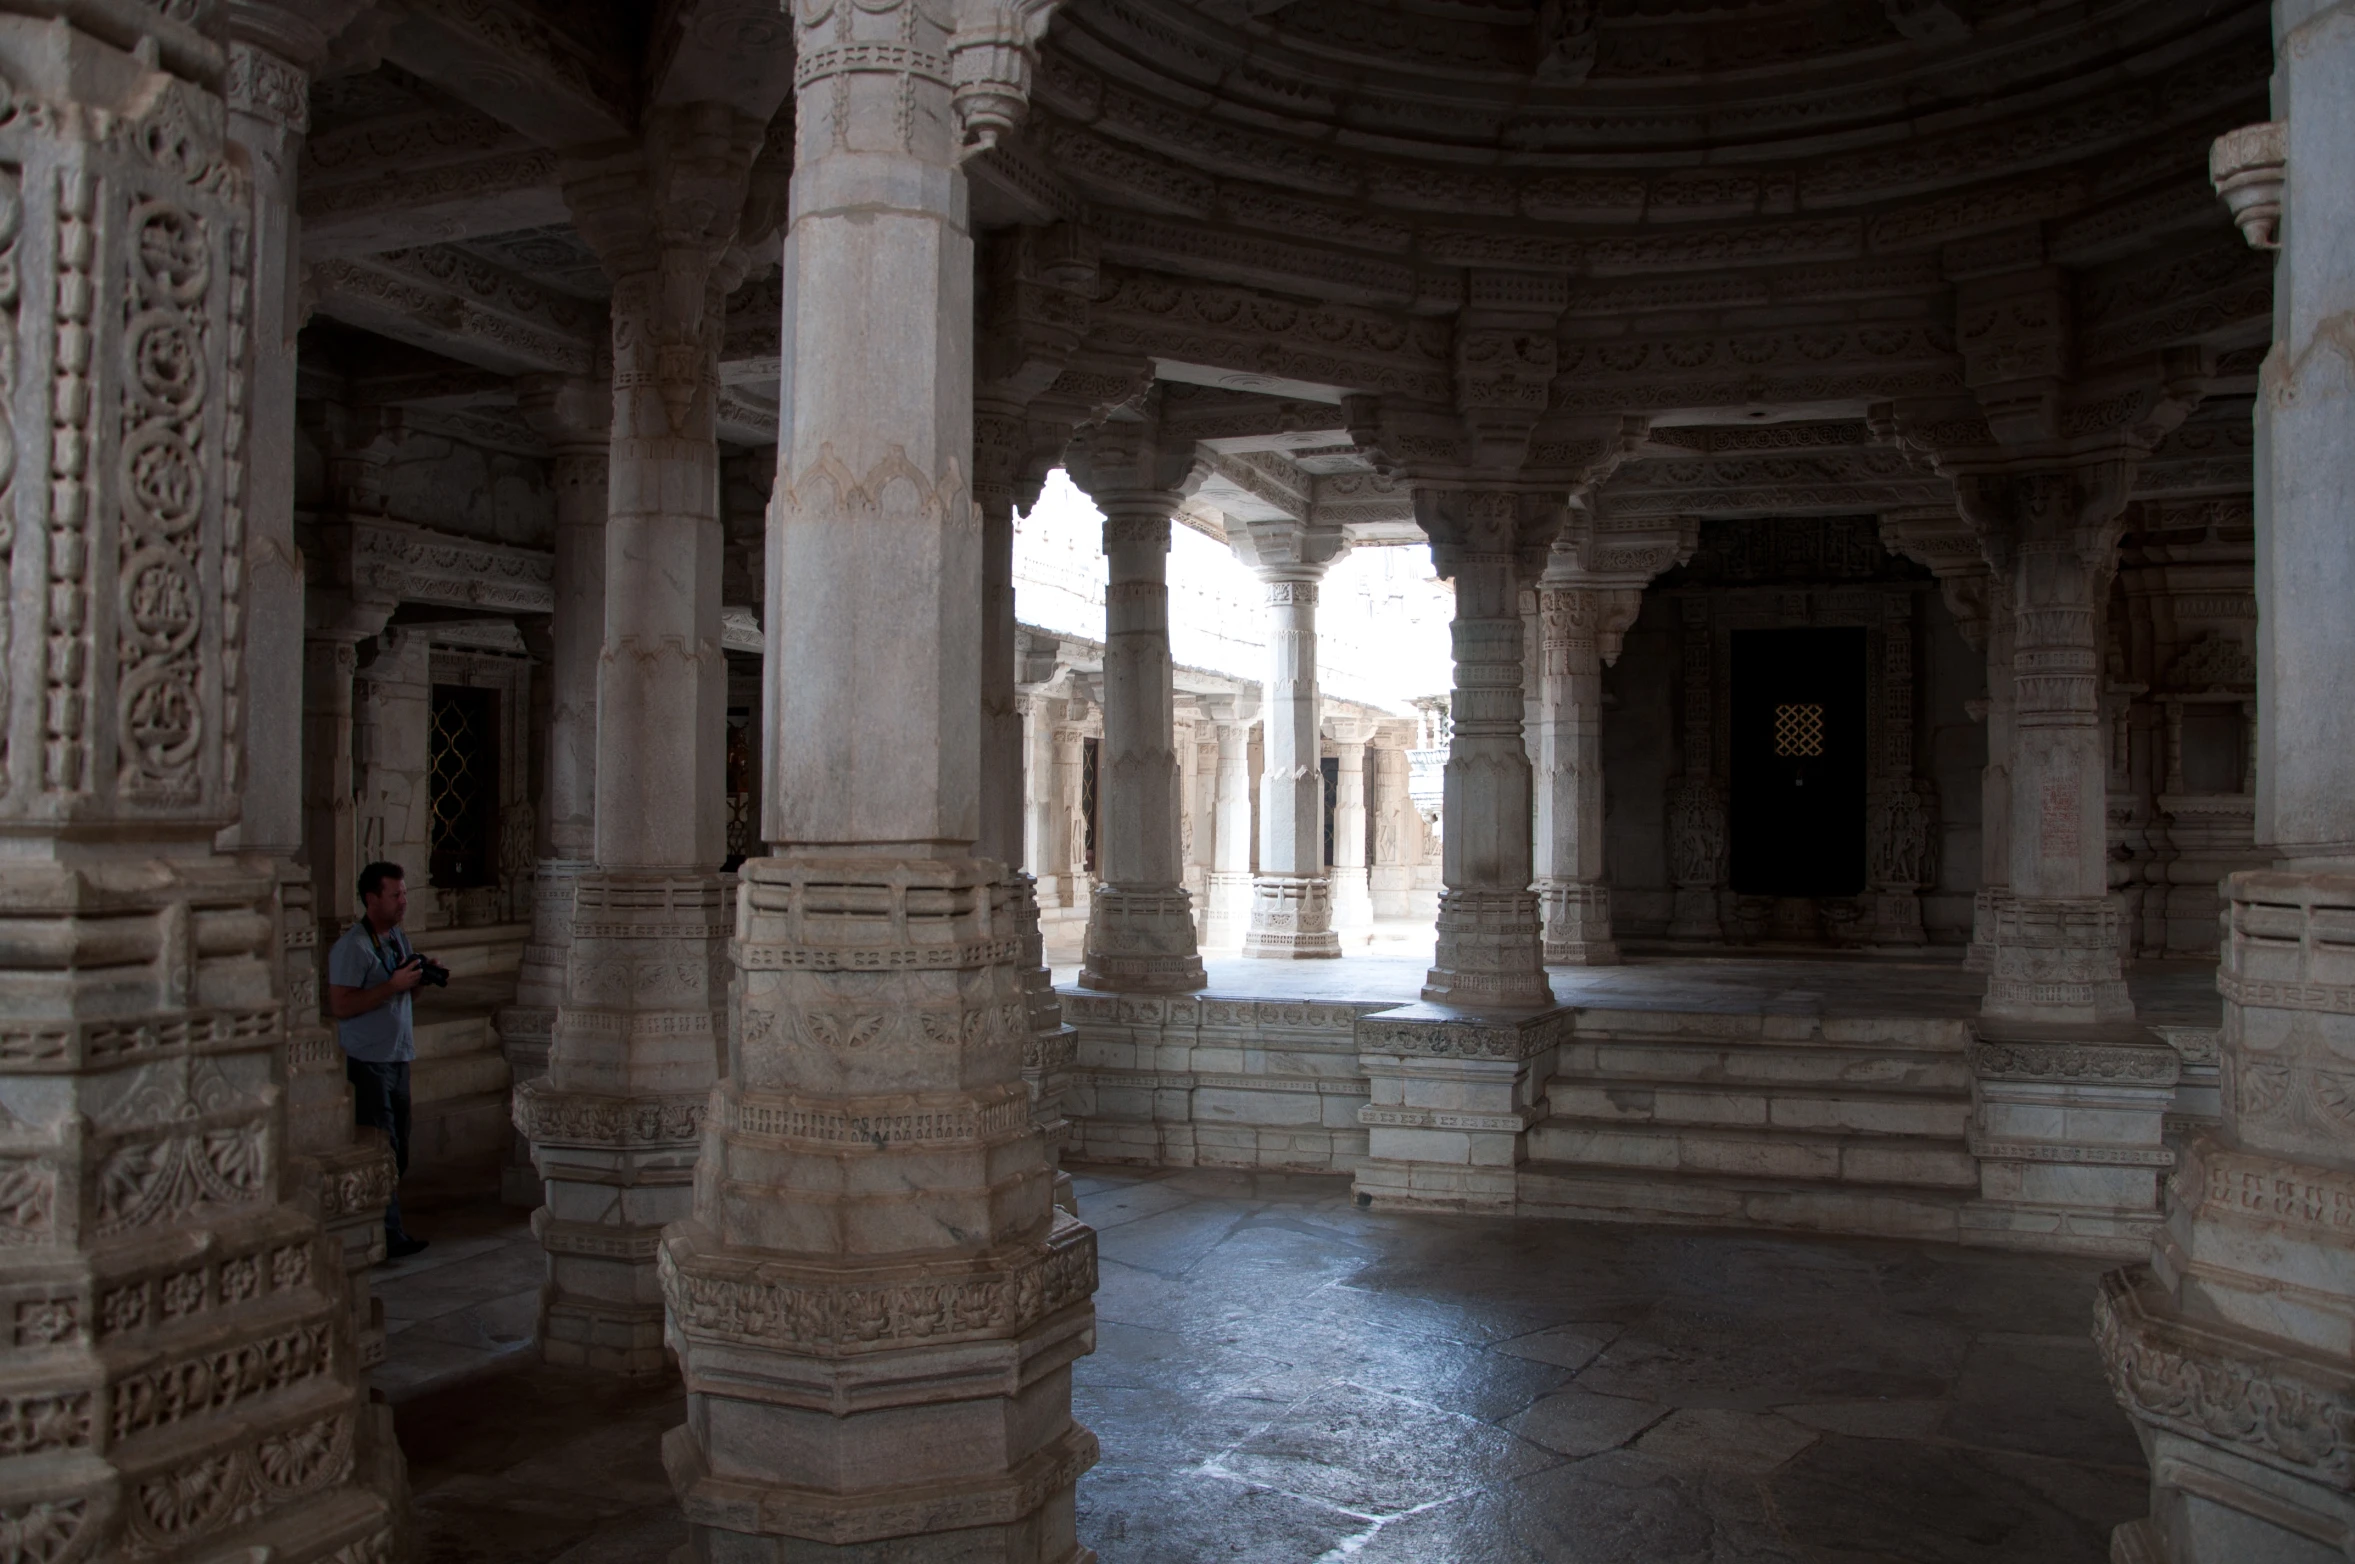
[{"x1": 294, "y1": 0, "x2": 2271, "y2": 540}]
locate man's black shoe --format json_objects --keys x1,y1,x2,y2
[{"x1": 384, "y1": 1235, "x2": 429, "y2": 1260}]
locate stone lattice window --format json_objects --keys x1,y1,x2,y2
[
  {"x1": 428, "y1": 686, "x2": 500, "y2": 889},
  {"x1": 1772, "y1": 703, "x2": 1825, "y2": 758},
  {"x1": 1082, "y1": 736, "x2": 1100, "y2": 875}
]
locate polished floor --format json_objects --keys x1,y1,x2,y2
[{"x1": 386, "y1": 1165, "x2": 2147, "y2": 1563}]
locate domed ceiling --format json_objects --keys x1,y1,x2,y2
[{"x1": 1019, "y1": 0, "x2": 2271, "y2": 307}]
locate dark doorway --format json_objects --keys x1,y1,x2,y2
[{"x1": 1730, "y1": 627, "x2": 1866, "y2": 897}]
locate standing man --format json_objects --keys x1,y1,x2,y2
[{"x1": 327, "y1": 861, "x2": 432, "y2": 1258}]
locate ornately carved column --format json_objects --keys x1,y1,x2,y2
[
  {"x1": 1418, "y1": 487, "x2": 1561, "y2": 1008},
  {"x1": 1958, "y1": 465, "x2": 2137, "y2": 1024},
  {"x1": 517, "y1": 110, "x2": 765, "y2": 1376},
  {"x1": 2099, "y1": 56, "x2": 2355, "y2": 1562},
  {"x1": 1326, "y1": 717, "x2": 1379, "y2": 945},
  {"x1": 1202, "y1": 696, "x2": 1258, "y2": 948},
  {"x1": 224, "y1": 0, "x2": 401, "y2": 1381},
  {"x1": 0, "y1": 11, "x2": 400, "y2": 1557},
  {"x1": 1532, "y1": 569, "x2": 1639, "y2": 965},
  {"x1": 498, "y1": 374, "x2": 608, "y2": 1202},
  {"x1": 660, "y1": 3, "x2": 1098, "y2": 1559},
  {"x1": 1232, "y1": 520, "x2": 1347, "y2": 959},
  {"x1": 1069, "y1": 409, "x2": 1208, "y2": 992}
]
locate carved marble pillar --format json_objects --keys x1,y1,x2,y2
[
  {"x1": 2099, "y1": 77, "x2": 2355, "y2": 1562},
  {"x1": 1865, "y1": 591, "x2": 1935, "y2": 946},
  {"x1": 1327, "y1": 717, "x2": 1378, "y2": 945},
  {"x1": 498, "y1": 376, "x2": 609, "y2": 1206},
  {"x1": 1533, "y1": 572, "x2": 1639, "y2": 965},
  {"x1": 1959, "y1": 465, "x2": 2136, "y2": 1025},
  {"x1": 1233, "y1": 520, "x2": 1346, "y2": 958},
  {"x1": 1968, "y1": 583, "x2": 2018, "y2": 970},
  {"x1": 0, "y1": 12, "x2": 401, "y2": 1557},
  {"x1": 1052, "y1": 717, "x2": 1092, "y2": 915},
  {"x1": 1666, "y1": 596, "x2": 1728, "y2": 943},
  {"x1": 1202, "y1": 697, "x2": 1259, "y2": 948},
  {"x1": 517, "y1": 112, "x2": 758, "y2": 1377},
  {"x1": 975, "y1": 413, "x2": 1073, "y2": 1171},
  {"x1": 659, "y1": 6, "x2": 1098, "y2": 1558},
  {"x1": 1371, "y1": 743, "x2": 1420, "y2": 919},
  {"x1": 226, "y1": 0, "x2": 400, "y2": 1383},
  {"x1": 1070, "y1": 413, "x2": 1207, "y2": 992},
  {"x1": 1418, "y1": 487, "x2": 1560, "y2": 1009}
]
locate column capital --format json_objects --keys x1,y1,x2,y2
[
  {"x1": 1323, "y1": 713, "x2": 1380, "y2": 749},
  {"x1": 226, "y1": 0, "x2": 369, "y2": 130},
  {"x1": 514, "y1": 372, "x2": 614, "y2": 453},
  {"x1": 1230, "y1": 515, "x2": 1348, "y2": 583},
  {"x1": 1067, "y1": 390, "x2": 1200, "y2": 522},
  {"x1": 1413, "y1": 485, "x2": 1567, "y2": 582}
]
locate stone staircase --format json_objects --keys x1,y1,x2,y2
[
  {"x1": 1519, "y1": 1008, "x2": 1981, "y2": 1242},
  {"x1": 404, "y1": 922, "x2": 526, "y2": 1202}
]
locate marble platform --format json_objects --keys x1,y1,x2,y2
[{"x1": 1056, "y1": 954, "x2": 2223, "y2": 1256}]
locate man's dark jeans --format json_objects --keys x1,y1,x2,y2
[{"x1": 345, "y1": 1056, "x2": 413, "y2": 1241}]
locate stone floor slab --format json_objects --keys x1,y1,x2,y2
[{"x1": 383, "y1": 1170, "x2": 2148, "y2": 1563}]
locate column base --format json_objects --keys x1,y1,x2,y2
[
  {"x1": 1867, "y1": 887, "x2": 1929, "y2": 947},
  {"x1": 1424, "y1": 889, "x2": 1553, "y2": 1010},
  {"x1": 309, "y1": 1136, "x2": 400, "y2": 1369},
  {"x1": 2097, "y1": 1266, "x2": 2355, "y2": 1564},
  {"x1": 1242, "y1": 874, "x2": 1342, "y2": 960},
  {"x1": 516, "y1": 1079, "x2": 707, "y2": 1379},
  {"x1": 1964, "y1": 1023, "x2": 2178, "y2": 1258},
  {"x1": 1331, "y1": 866, "x2": 1375, "y2": 945},
  {"x1": 660, "y1": 1216, "x2": 1099, "y2": 1559},
  {"x1": 1353, "y1": 1003, "x2": 1571, "y2": 1214},
  {"x1": 1979, "y1": 894, "x2": 2134, "y2": 1025},
  {"x1": 1081, "y1": 886, "x2": 1206, "y2": 992},
  {"x1": 1664, "y1": 885, "x2": 1725, "y2": 943},
  {"x1": 1538, "y1": 879, "x2": 1619, "y2": 966},
  {"x1": 1203, "y1": 870, "x2": 1254, "y2": 950}
]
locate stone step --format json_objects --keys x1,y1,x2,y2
[
  {"x1": 1516, "y1": 1163, "x2": 1972, "y2": 1243},
  {"x1": 411, "y1": 1048, "x2": 512, "y2": 1106},
  {"x1": 1525, "y1": 1117, "x2": 1981, "y2": 1190},
  {"x1": 412, "y1": 922, "x2": 529, "y2": 981},
  {"x1": 1545, "y1": 1079, "x2": 1973, "y2": 1139},
  {"x1": 1558, "y1": 1036, "x2": 1973, "y2": 1095},
  {"x1": 411, "y1": 1007, "x2": 502, "y2": 1063},
  {"x1": 1567, "y1": 1008, "x2": 1970, "y2": 1054}
]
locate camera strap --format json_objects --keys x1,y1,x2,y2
[{"x1": 364, "y1": 922, "x2": 409, "y2": 982}]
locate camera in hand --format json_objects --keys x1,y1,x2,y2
[{"x1": 403, "y1": 953, "x2": 451, "y2": 988}]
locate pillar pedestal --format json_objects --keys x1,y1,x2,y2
[{"x1": 1353, "y1": 1004, "x2": 1571, "y2": 1213}]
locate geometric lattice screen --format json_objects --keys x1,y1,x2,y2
[
  {"x1": 428, "y1": 685, "x2": 500, "y2": 888},
  {"x1": 1772, "y1": 702, "x2": 1826, "y2": 758}
]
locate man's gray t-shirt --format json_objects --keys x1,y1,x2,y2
[{"x1": 327, "y1": 920, "x2": 416, "y2": 1064}]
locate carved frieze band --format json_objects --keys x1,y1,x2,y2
[
  {"x1": 660, "y1": 1213, "x2": 1096, "y2": 1356},
  {"x1": 512, "y1": 1083, "x2": 706, "y2": 1150},
  {"x1": 2097, "y1": 1266, "x2": 2355, "y2": 1490},
  {"x1": 1971, "y1": 1038, "x2": 2180, "y2": 1087},
  {"x1": 1355, "y1": 1009, "x2": 1571, "y2": 1063},
  {"x1": 347, "y1": 518, "x2": 555, "y2": 615}
]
